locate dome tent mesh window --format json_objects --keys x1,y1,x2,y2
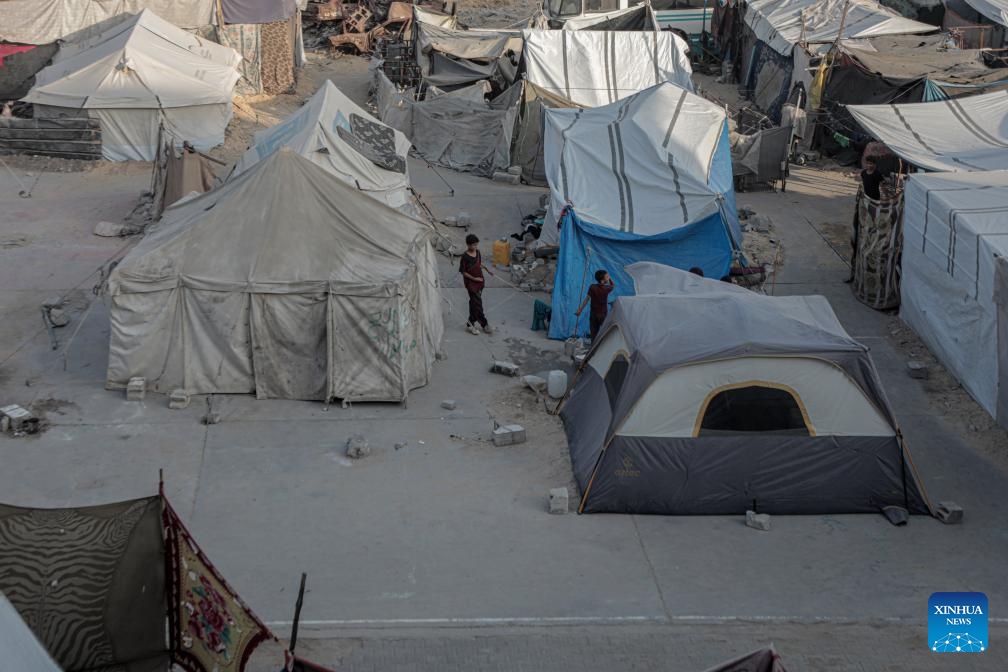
[
  {"x1": 604, "y1": 355, "x2": 629, "y2": 409},
  {"x1": 697, "y1": 384, "x2": 812, "y2": 436}
]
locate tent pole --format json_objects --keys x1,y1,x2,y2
[{"x1": 289, "y1": 573, "x2": 307, "y2": 653}]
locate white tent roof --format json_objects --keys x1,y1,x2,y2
[
  {"x1": 232, "y1": 80, "x2": 413, "y2": 210},
  {"x1": 964, "y1": 0, "x2": 1008, "y2": 27},
  {"x1": 24, "y1": 9, "x2": 240, "y2": 109},
  {"x1": 542, "y1": 82, "x2": 730, "y2": 238},
  {"x1": 847, "y1": 90, "x2": 1008, "y2": 172},
  {"x1": 521, "y1": 29, "x2": 693, "y2": 108},
  {"x1": 745, "y1": 0, "x2": 935, "y2": 56},
  {"x1": 901, "y1": 170, "x2": 1008, "y2": 420},
  {"x1": 0, "y1": 0, "x2": 214, "y2": 44}
]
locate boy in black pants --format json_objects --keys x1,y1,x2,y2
[
  {"x1": 459, "y1": 234, "x2": 494, "y2": 335},
  {"x1": 575, "y1": 270, "x2": 614, "y2": 341}
]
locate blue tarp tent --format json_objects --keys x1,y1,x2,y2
[{"x1": 542, "y1": 82, "x2": 741, "y2": 339}]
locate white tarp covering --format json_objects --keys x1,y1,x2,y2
[
  {"x1": 901, "y1": 170, "x2": 1008, "y2": 422},
  {"x1": 559, "y1": 5, "x2": 659, "y2": 30},
  {"x1": 964, "y1": 0, "x2": 1008, "y2": 26},
  {"x1": 0, "y1": 592, "x2": 62, "y2": 672},
  {"x1": 232, "y1": 80, "x2": 413, "y2": 211},
  {"x1": 0, "y1": 0, "x2": 215, "y2": 44},
  {"x1": 847, "y1": 91, "x2": 1008, "y2": 172},
  {"x1": 744, "y1": 0, "x2": 935, "y2": 56},
  {"x1": 107, "y1": 149, "x2": 443, "y2": 403},
  {"x1": 23, "y1": 10, "x2": 241, "y2": 161},
  {"x1": 521, "y1": 29, "x2": 693, "y2": 108},
  {"x1": 542, "y1": 82, "x2": 734, "y2": 240}
]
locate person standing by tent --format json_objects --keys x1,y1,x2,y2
[
  {"x1": 847, "y1": 156, "x2": 888, "y2": 283},
  {"x1": 459, "y1": 234, "x2": 494, "y2": 335},
  {"x1": 575, "y1": 270, "x2": 614, "y2": 341}
]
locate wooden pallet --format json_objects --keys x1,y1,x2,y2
[{"x1": 0, "y1": 117, "x2": 102, "y2": 160}]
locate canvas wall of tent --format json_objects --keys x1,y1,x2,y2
[
  {"x1": 232, "y1": 80, "x2": 416, "y2": 213},
  {"x1": 106, "y1": 149, "x2": 443, "y2": 404},
  {"x1": 22, "y1": 9, "x2": 243, "y2": 161},
  {"x1": 543, "y1": 82, "x2": 741, "y2": 339},
  {"x1": 561, "y1": 263, "x2": 933, "y2": 516}
]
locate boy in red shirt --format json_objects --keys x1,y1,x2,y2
[
  {"x1": 459, "y1": 234, "x2": 494, "y2": 335},
  {"x1": 575, "y1": 269, "x2": 614, "y2": 341}
]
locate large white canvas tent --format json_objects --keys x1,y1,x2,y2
[
  {"x1": 847, "y1": 91, "x2": 1008, "y2": 172},
  {"x1": 232, "y1": 80, "x2": 414, "y2": 212},
  {"x1": 23, "y1": 10, "x2": 241, "y2": 161},
  {"x1": 901, "y1": 171, "x2": 1008, "y2": 425},
  {"x1": 107, "y1": 149, "x2": 444, "y2": 403},
  {"x1": 544, "y1": 83, "x2": 741, "y2": 339},
  {"x1": 562, "y1": 262, "x2": 932, "y2": 515},
  {"x1": 0, "y1": 0, "x2": 215, "y2": 44},
  {"x1": 521, "y1": 29, "x2": 693, "y2": 108}
]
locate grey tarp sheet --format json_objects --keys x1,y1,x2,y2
[
  {"x1": 513, "y1": 81, "x2": 578, "y2": 187},
  {"x1": 0, "y1": 497, "x2": 167, "y2": 672},
  {"x1": 0, "y1": 43, "x2": 58, "y2": 100},
  {"x1": 375, "y1": 70, "x2": 522, "y2": 177},
  {"x1": 415, "y1": 23, "x2": 521, "y2": 87},
  {"x1": 560, "y1": 262, "x2": 932, "y2": 515},
  {"x1": 107, "y1": 149, "x2": 443, "y2": 402},
  {"x1": 558, "y1": 4, "x2": 658, "y2": 31}
]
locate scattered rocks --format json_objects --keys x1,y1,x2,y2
[
  {"x1": 492, "y1": 424, "x2": 526, "y2": 446},
  {"x1": 441, "y1": 399, "x2": 457, "y2": 410},
  {"x1": 48, "y1": 308, "x2": 70, "y2": 327},
  {"x1": 168, "y1": 389, "x2": 190, "y2": 410},
  {"x1": 346, "y1": 433, "x2": 371, "y2": 459},
  {"x1": 936, "y1": 501, "x2": 963, "y2": 525},
  {"x1": 126, "y1": 377, "x2": 146, "y2": 402},
  {"x1": 745, "y1": 510, "x2": 772, "y2": 531},
  {"x1": 549, "y1": 487, "x2": 568, "y2": 514},
  {"x1": 490, "y1": 360, "x2": 519, "y2": 377},
  {"x1": 907, "y1": 360, "x2": 929, "y2": 379},
  {"x1": 93, "y1": 220, "x2": 140, "y2": 237},
  {"x1": 522, "y1": 374, "x2": 547, "y2": 393}
]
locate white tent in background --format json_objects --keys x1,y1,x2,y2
[
  {"x1": 847, "y1": 91, "x2": 1008, "y2": 172},
  {"x1": 745, "y1": 0, "x2": 936, "y2": 56},
  {"x1": 232, "y1": 80, "x2": 414, "y2": 211},
  {"x1": 521, "y1": 29, "x2": 693, "y2": 108},
  {"x1": 107, "y1": 149, "x2": 444, "y2": 403},
  {"x1": 901, "y1": 170, "x2": 1008, "y2": 425},
  {"x1": 23, "y1": 9, "x2": 241, "y2": 161}
]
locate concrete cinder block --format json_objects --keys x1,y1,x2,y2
[
  {"x1": 523, "y1": 374, "x2": 547, "y2": 393},
  {"x1": 936, "y1": 501, "x2": 963, "y2": 525},
  {"x1": 503, "y1": 424, "x2": 526, "y2": 444},
  {"x1": 0, "y1": 416, "x2": 8, "y2": 433},
  {"x1": 549, "y1": 487, "x2": 568, "y2": 514},
  {"x1": 126, "y1": 377, "x2": 146, "y2": 401},
  {"x1": 441, "y1": 399, "x2": 457, "y2": 410},
  {"x1": 491, "y1": 361, "x2": 519, "y2": 377},
  {"x1": 492, "y1": 424, "x2": 526, "y2": 446},
  {"x1": 745, "y1": 510, "x2": 772, "y2": 531},
  {"x1": 507, "y1": 165, "x2": 522, "y2": 176},
  {"x1": 346, "y1": 433, "x2": 371, "y2": 459},
  {"x1": 492, "y1": 171, "x2": 520, "y2": 185},
  {"x1": 1, "y1": 404, "x2": 37, "y2": 434},
  {"x1": 168, "y1": 389, "x2": 190, "y2": 410},
  {"x1": 907, "y1": 360, "x2": 929, "y2": 379}
]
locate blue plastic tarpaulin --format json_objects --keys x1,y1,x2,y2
[{"x1": 547, "y1": 208, "x2": 735, "y2": 339}]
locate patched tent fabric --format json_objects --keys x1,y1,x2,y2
[
  {"x1": 521, "y1": 29, "x2": 694, "y2": 108},
  {"x1": 744, "y1": 0, "x2": 935, "y2": 57},
  {"x1": 151, "y1": 138, "x2": 219, "y2": 216},
  {"x1": 0, "y1": 592, "x2": 62, "y2": 672},
  {"x1": 847, "y1": 91, "x2": 1008, "y2": 171},
  {"x1": 375, "y1": 70, "x2": 523, "y2": 177},
  {"x1": 414, "y1": 23, "x2": 522, "y2": 89},
  {"x1": 901, "y1": 170, "x2": 1008, "y2": 425},
  {"x1": 0, "y1": 0, "x2": 215, "y2": 44},
  {"x1": 107, "y1": 149, "x2": 443, "y2": 403},
  {"x1": 561, "y1": 262, "x2": 933, "y2": 515},
  {"x1": 23, "y1": 10, "x2": 241, "y2": 161},
  {"x1": 0, "y1": 497, "x2": 168, "y2": 672},
  {"x1": 232, "y1": 80, "x2": 414, "y2": 212}
]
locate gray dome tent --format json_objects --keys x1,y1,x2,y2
[{"x1": 561, "y1": 262, "x2": 932, "y2": 516}]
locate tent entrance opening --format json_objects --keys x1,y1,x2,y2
[{"x1": 697, "y1": 384, "x2": 811, "y2": 436}]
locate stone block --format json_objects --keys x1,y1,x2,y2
[
  {"x1": 907, "y1": 360, "x2": 929, "y2": 379},
  {"x1": 523, "y1": 374, "x2": 547, "y2": 393},
  {"x1": 168, "y1": 389, "x2": 190, "y2": 410},
  {"x1": 507, "y1": 165, "x2": 522, "y2": 176},
  {"x1": 503, "y1": 424, "x2": 526, "y2": 444},
  {"x1": 126, "y1": 377, "x2": 146, "y2": 401},
  {"x1": 443, "y1": 215, "x2": 458, "y2": 227},
  {"x1": 492, "y1": 424, "x2": 526, "y2": 446},
  {"x1": 94, "y1": 220, "x2": 138, "y2": 237},
  {"x1": 549, "y1": 487, "x2": 568, "y2": 514},
  {"x1": 458, "y1": 211, "x2": 472, "y2": 227},
  {"x1": 0, "y1": 404, "x2": 38, "y2": 434},
  {"x1": 936, "y1": 501, "x2": 963, "y2": 525},
  {"x1": 48, "y1": 308, "x2": 70, "y2": 327},
  {"x1": 441, "y1": 399, "x2": 457, "y2": 410},
  {"x1": 745, "y1": 510, "x2": 771, "y2": 531},
  {"x1": 490, "y1": 360, "x2": 519, "y2": 376},
  {"x1": 492, "y1": 171, "x2": 520, "y2": 185},
  {"x1": 346, "y1": 433, "x2": 370, "y2": 459}
]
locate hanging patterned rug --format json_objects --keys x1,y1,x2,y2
[{"x1": 852, "y1": 189, "x2": 903, "y2": 310}]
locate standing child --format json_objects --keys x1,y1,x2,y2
[
  {"x1": 459, "y1": 234, "x2": 493, "y2": 335},
  {"x1": 575, "y1": 270, "x2": 614, "y2": 341}
]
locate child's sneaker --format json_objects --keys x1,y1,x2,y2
[
  {"x1": 467, "y1": 323, "x2": 481, "y2": 335},
  {"x1": 482, "y1": 325, "x2": 494, "y2": 335}
]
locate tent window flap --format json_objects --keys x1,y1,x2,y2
[{"x1": 696, "y1": 383, "x2": 812, "y2": 436}]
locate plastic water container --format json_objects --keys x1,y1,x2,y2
[
  {"x1": 492, "y1": 239, "x2": 510, "y2": 266},
  {"x1": 547, "y1": 370, "x2": 567, "y2": 399}
]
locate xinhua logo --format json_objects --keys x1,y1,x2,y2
[{"x1": 929, "y1": 592, "x2": 988, "y2": 652}]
